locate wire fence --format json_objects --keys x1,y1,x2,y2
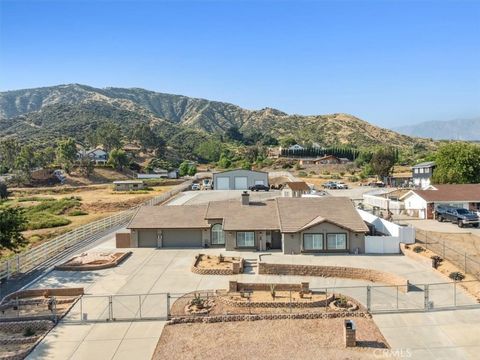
[
  {"x1": 415, "y1": 229, "x2": 480, "y2": 279},
  {"x1": 0, "y1": 180, "x2": 192, "y2": 282}
]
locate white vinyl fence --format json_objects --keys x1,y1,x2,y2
[{"x1": 0, "y1": 180, "x2": 192, "y2": 282}]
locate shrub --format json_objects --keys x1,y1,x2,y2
[
  {"x1": 336, "y1": 295, "x2": 348, "y2": 307},
  {"x1": 309, "y1": 170, "x2": 316, "y2": 175},
  {"x1": 269, "y1": 284, "x2": 276, "y2": 299},
  {"x1": 449, "y1": 272, "x2": 465, "y2": 281},
  {"x1": 298, "y1": 171, "x2": 308, "y2": 177},
  {"x1": 339, "y1": 171, "x2": 345, "y2": 177},
  {"x1": 331, "y1": 174, "x2": 340, "y2": 180},
  {"x1": 69, "y1": 210, "x2": 88, "y2": 216},
  {"x1": 413, "y1": 246, "x2": 424, "y2": 253},
  {"x1": 23, "y1": 327, "x2": 36, "y2": 337},
  {"x1": 218, "y1": 254, "x2": 224, "y2": 263},
  {"x1": 349, "y1": 176, "x2": 359, "y2": 182},
  {"x1": 322, "y1": 170, "x2": 330, "y2": 175},
  {"x1": 28, "y1": 212, "x2": 71, "y2": 230}
]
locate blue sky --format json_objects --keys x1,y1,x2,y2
[{"x1": 1, "y1": 0, "x2": 479, "y2": 128}]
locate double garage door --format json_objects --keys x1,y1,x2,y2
[
  {"x1": 216, "y1": 176, "x2": 248, "y2": 190},
  {"x1": 137, "y1": 229, "x2": 202, "y2": 248}
]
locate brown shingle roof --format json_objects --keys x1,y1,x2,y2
[
  {"x1": 284, "y1": 181, "x2": 310, "y2": 191},
  {"x1": 403, "y1": 184, "x2": 480, "y2": 202},
  {"x1": 127, "y1": 205, "x2": 209, "y2": 229},
  {"x1": 206, "y1": 199, "x2": 280, "y2": 230},
  {"x1": 275, "y1": 197, "x2": 369, "y2": 233}
]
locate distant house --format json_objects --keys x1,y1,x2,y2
[
  {"x1": 288, "y1": 144, "x2": 304, "y2": 151},
  {"x1": 315, "y1": 155, "x2": 341, "y2": 165},
  {"x1": 113, "y1": 180, "x2": 144, "y2": 191},
  {"x1": 339, "y1": 158, "x2": 351, "y2": 164},
  {"x1": 400, "y1": 184, "x2": 480, "y2": 219},
  {"x1": 78, "y1": 148, "x2": 108, "y2": 165},
  {"x1": 412, "y1": 161, "x2": 436, "y2": 189},
  {"x1": 281, "y1": 182, "x2": 311, "y2": 198},
  {"x1": 298, "y1": 158, "x2": 317, "y2": 166}
]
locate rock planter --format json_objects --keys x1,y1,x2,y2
[
  {"x1": 184, "y1": 295, "x2": 215, "y2": 315},
  {"x1": 328, "y1": 297, "x2": 359, "y2": 312},
  {"x1": 55, "y1": 251, "x2": 131, "y2": 271},
  {"x1": 191, "y1": 254, "x2": 244, "y2": 275}
]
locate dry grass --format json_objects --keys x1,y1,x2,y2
[{"x1": 153, "y1": 318, "x2": 389, "y2": 360}]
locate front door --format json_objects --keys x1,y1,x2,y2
[{"x1": 271, "y1": 231, "x2": 282, "y2": 249}]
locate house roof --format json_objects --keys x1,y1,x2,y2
[
  {"x1": 206, "y1": 199, "x2": 280, "y2": 230},
  {"x1": 213, "y1": 169, "x2": 268, "y2": 176},
  {"x1": 113, "y1": 180, "x2": 143, "y2": 184},
  {"x1": 127, "y1": 205, "x2": 209, "y2": 229},
  {"x1": 128, "y1": 196, "x2": 369, "y2": 233},
  {"x1": 412, "y1": 161, "x2": 435, "y2": 169},
  {"x1": 275, "y1": 197, "x2": 369, "y2": 233},
  {"x1": 400, "y1": 184, "x2": 480, "y2": 202},
  {"x1": 284, "y1": 181, "x2": 310, "y2": 191}
]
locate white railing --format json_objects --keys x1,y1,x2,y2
[{"x1": 0, "y1": 180, "x2": 192, "y2": 281}]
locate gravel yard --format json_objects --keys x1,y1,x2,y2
[{"x1": 153, "y1": 318, "x2": 389, "y2": 360}]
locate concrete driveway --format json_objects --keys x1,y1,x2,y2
[
  {"x1": 27, "y1": 235, "x2": 480, "y2": 360},
  {"x1": 401, "y1": 218, "x2": 480, "y2": 236},
  {"x1": 167, "y1": 189, "x2": 281, "y2": 205}
]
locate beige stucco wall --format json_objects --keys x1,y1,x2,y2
[{"x1": 282, "y1": 222, "x2": 365, "y2": 254}]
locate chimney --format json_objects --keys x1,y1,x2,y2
[{"x1": 241, "y1": 191, "x2": 250, "y2": 205}]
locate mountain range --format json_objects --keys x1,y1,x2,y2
[
  {"x1": 0, "y1": 84, "x2": 436, "y2": 153},
  {"x1": 393, "y1": 118, "x2": 480, "y2": 141}
]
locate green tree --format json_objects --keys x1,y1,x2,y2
[
  {"x1": 179, "y1": 161, "x2": 190, "y2": 177},
  {"x1": 133, "y1": 124, "x2": 165, "y2": 155},
  {"x1": 15, "y1": 145, "x2": 36, "y2": 181},
  {"x1": 0, "y1": 182, "x2": 8, "y2": 200},
  {"x1": 0, "y1": 138, "x2": 20, "y2": 170},
  {"x1": 217, "y1": 153, "x2": 232, "y2": 168},
  {"x1": 432, "y1": 143, "x2": 480, "y2": 184},
  {"x1": 56, "y1": 138, "x2": 78, "y2": 174},
  {"x1": 225, "y1": 126, "x2": 243, "y2": 142},
  {"x1": 195, "y1": 139, "x2": 224, "y2": 163},
  {"x1": 187, "y1": 164, "x2": 197, "y2": 176},
  {"x1": 107, "y1": 149, "x2": 129, "y2": 171},
  {"x1": 34, "y1": 146, "x2": 56, "y2": 168},
  {"x1": 96, "y1": 122, "x2": 123, "y2": 152},
  {"x1": 78, "y1": 156, "x2": 94, "y2": 178},
  {"x1": 279, "y1": 137, "x2": 296, "y2": 148},
  {"x1": 370, "y1": 147, "x2": 396, "y2": 179},
  {"x1": 0, "y1": 207, "x2": 27, "y2": 250}
]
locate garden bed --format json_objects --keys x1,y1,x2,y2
[
  {"x1": 54, "y1": 251, "x2": 131, "y2": 271},
  {"x1": 191, "y1": 254, "x2": 243, "y2": 275}
]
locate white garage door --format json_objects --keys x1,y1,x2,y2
[
  {"x1": 234, "y1": 176, "x2": 248, "y2": 190},
  {"x1": 254, "y1": 180, "x2": 265, "y2": 185},
  {"x1": 216, "y1": 177, "x2": 230, "y2": 190}
]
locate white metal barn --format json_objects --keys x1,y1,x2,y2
[{"x1": 213, "y1": 169, "x2": 269, "y2": 190}]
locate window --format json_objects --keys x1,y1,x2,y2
[
  {"x1": 424, "y1": 168, "x2": 430, "y2": 174},
  {"x1": 327, "y1": 234, "x2": 347, "y2": 250},
  {"x1": 236, "y1": 232, "x2": 255, "y2": 247},
  {"x1": 303, "y1": 234, "x2": 323, "y2": 250},
  {"x1": 414, "y1": 169, "x2": 419, "y2": 174},
  {"x1": 419, "y1": 168, "x2": 424, "y2": 174},
  {"x1": 211, "y1": 224, "x2": 225, "y2": 245}
]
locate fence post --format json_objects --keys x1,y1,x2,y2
[
  {"x1": 425, "y1": 232, "x2": 428, "y2": 250},
  {"x1": 424, "y1": 284, "x2": 429, "y2": 311},
  {"x1": 109, "y1": 296, "x2": 113, "y2": 321},
  {"x1": 366, "y1": 286, "x2": 371, "y2": 312},
  {"x1": 465, "y1": 253, "x2": 467, "y2": 273},
  {"x1": 166, "y1": 293, "x2": 170, "y2": 320},
  {"x1": 443, "y1": 241, "x2": 446, "y2": 258},
  {"x1": 396, "y1": 286, "x2": 399, "y2": 310},
  {"x1": 454, "y1": 281, "x2": 457, "y2": 307},
  {"x1": 139, "y1": 295, "x2": 142, "y2": 319},
  {"x1": 80, "y1": 296, "x2": 83, "y2": 321}
]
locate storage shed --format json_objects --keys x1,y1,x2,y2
[{"x1": 213, "y1": 169, "x2": 269, "y2": 190}]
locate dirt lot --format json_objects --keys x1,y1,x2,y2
[{"x1": 153, "y1": 318, "x2": 389, "y2": 360}]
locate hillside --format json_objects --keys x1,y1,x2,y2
[
  {"x1": 394, "y1": 118, "x2": 480, "y2": 141},
  {"x1": 0, "y1": 84, "x2": 435, "y2": 150}
]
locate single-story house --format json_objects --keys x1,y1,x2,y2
[
  {"x1": 281, "y1": 181, "x2": 311, "y2": 198},
  {"x1": 412, "y1": 161, "x2": 436, "y2": 189},
  {"x1": 400, "y1": 184, "x2": 480, "y2": 219},
  {"x1": 288, "y1": 144, "x2": 304, "y2": 151},
  {"x1": 113, "y1": 180, "x2": 144, "y2": 191},
  {"x1": 315, "y1": 155, "x2": 341, "y2": 165},
  {"x1": 213, "y1": 169, "x2": 269, "y2": 190},
  {"x1": 127, "y1": 193, "x2": 369, "y2": 254}
]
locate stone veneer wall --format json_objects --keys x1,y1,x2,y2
[
  {"x1": 258, "y1": 263, "x2": 409, "y2": 292},
  {"x1": 229, "y1": 281, "x2": 309, "y2": 293},
  {"x1": 1, "y1": 288, "x2": 84, "y2": 303}
]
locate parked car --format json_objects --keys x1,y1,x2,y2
[
  {"x1": 368, "y1": 181, "x2": 385, "y2": 188},
  {"x1": 202, "y1": 179, "x2": 212, "y2": 190},
  {"x1": 322, "y1": 181, "x2": 337, "y2": 189},
  {"x1": 191, "y1": 183, "x2": 201, "y2": 191},
  {"x1": 335, "y1": 182, "x2": 349, "y2": 189},
  {"x1": 436, "y1": 206, "x2": 479, "y2": 228},
  {"x1": 249, "y1": 184, "x2": 269, "y2": 192}
]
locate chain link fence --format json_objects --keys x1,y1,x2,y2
[
  {"x1": 415, "y1": 229, "x2": 480, "y2": 279},
  {"x1": 0, "y1": 180, "x2": 192, "y2": 283}
]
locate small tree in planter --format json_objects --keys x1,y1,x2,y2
[
  {"x1": 269, "y1": 284, "x2": 276, "y2": 300},
  {"x1": 191, "y1": 293, "x2": 205, "y2": 309},
  {"x1": 218, "y1": 254, "x2": 224, "y2": 264},
  {"x1": 413, "y1": 245, "x2": 425, "y2": 253},
  {"x1": 449, "y1": 272, "x2": 465, "y2": 281}
]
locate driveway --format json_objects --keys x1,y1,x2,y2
[
  {"x1": 167, "y1": 189, "x2": 281, "y2": 205},
  {"x1": 27, "y1": 237, "x2": 480, "y2": 359},
  {"x1": 401, "y1": 218, "x2": 480, "y2": 236}
]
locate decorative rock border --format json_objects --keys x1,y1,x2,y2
[
  {"x1": 168, "y1": 310, "x2": 371, "y2": 325},
  {"x1": 217, "y1": 293, "x2": 335, "y2": 309},
  {"x1": 191, "y1": 254, "x2": 244, "y2": 275},
  {"x1": 258, "y1": 262, "x2": 410, "y2": 292},
  {"x1": 54, "y1": 251, "x2": 132, "y2": 271}
]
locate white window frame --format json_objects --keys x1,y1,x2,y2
[
  {"x1": 327, "y1": 233, "x2": 347, "y2": 250},
  {"x1": 211, "y1": 224, "x2": 225, "y2": 245},
  {"x1": 303, "y1": 233, "x2": 324, "y2": 251},
  {"x1": 236, "y1": 231, "x2": 255, "y2": 247}
]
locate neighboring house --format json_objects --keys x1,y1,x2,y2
[
  {"x1": 288, "y1": 144, "x2": 304, "y2": 151},
  {"x1": 78, "y1": 148, "x2": 109, "y2": 165},
  {"x1": 298, "y1": 158, "x2": 318, "y2": 165},
  {"x1": 339, "y1": 158, "x2": 351, "y2": 164},
  {"x1": 127, "y1": 194, "x2": 369, "y2": 254},
  {"x1": 362, "y1": 189, "x2": 408, "y2": 215},
  {"x1": 213, "y1": 169, "x2": 269, "y2": 190},
  {"x1": 412, "y1": 161, "x2": 436, "y2": 189},
  {"x1": 281, "y1": 181, "x2": 311, "y2": 198},
  {"x1": 399, "y1": 184, "x2": 480, "y2": 219},
  {"x1": 152, "y1": 168, "x2": 179, "y2": 179},
  {"x1": 113, "y1": 180, "x2": 144, "y2": 191}
]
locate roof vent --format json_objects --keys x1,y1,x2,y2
[{"x1": 241, "y1": 191, "x2": 250, "y2": 206}]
